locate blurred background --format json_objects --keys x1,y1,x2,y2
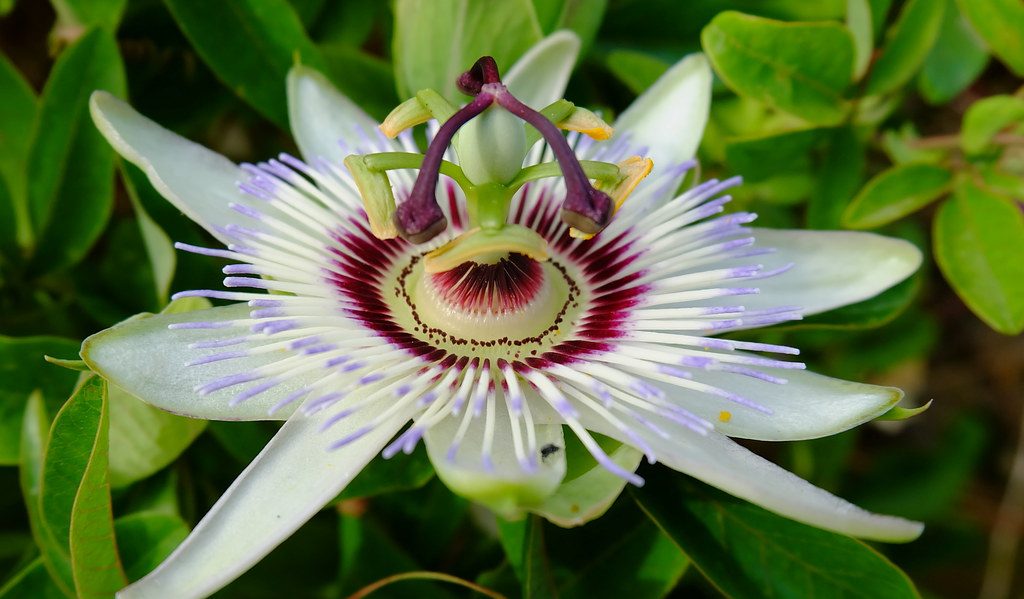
[{"x1": 1, "y1": 1, "x2": 1022, "y2": 597}]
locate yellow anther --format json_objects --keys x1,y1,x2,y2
[
  {"x1": 379, "y1": 89, "x2": 457, "y2": 138},
  {"x1": 343, "y1": 155, "x2": 398, "y2": 239},
  {"x1": 570, "y1": 156, "x2": 654, "y2": 239},
  {"x1": 718, "y1": 411, "x2": 732, "y2": 423},
  {"x1": 557, "y1": 106, "x2": 613, "y2": 141},
  {"x1": 424, "y1": 225, "x2": 549, "y2": 273},
  {"x1": 379, "y1": 97, "x2": 432, "y2": 139}
]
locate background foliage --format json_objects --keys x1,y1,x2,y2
[{"x1": 1, "y1": 0, "x2": 1023, "y2": 597}]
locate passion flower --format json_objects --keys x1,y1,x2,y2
[{"x1": 82, "y1": 33, "x2": 923, "y2": 599}]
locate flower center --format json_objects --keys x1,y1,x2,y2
[{"x1": 387, "y1": 252, "x2": 584, "y2": 360}]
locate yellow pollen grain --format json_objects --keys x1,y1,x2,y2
[{"x1": 718, "y1": 410, "x2": 732, "y2": 422}]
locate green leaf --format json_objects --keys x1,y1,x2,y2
[
  {"x1": 960, "y1": 95, "x2": 1024, "y2": 155},
  {"x1": 842, "y1": 163, "x2": 952, "y2": 228},
  {"x1": 957, "y1": 0, "x2": 1024, "y2": 76},
  {"x1": 26, "y1": 28, "x2": 125, "y2": 273},
  {"x1": 108, "y1": 383, "x2": 206, "y2": 488},
  {"x1": 634, "y1": 469, "x2": 919, "y2": 599},
  {"x1": 808, "y1": 126, "x2": 866, "y2": 229},
  {"x1": 50, "y1": 0, "x2": 126, "y2": 31},
  {"x1": 336, "y1": 445, "x2": 434, "y2": 501},
  {"x1": 0, "y1": 557, "x2": 65, "y2": 599},
  {"x1": 18, "y1": 393, "x2": 52, "y2": 580},
  {"x1": 163, "y1": 0, "x2": 327, "y2": 127},
  {"x1": 121, "y1": 164, "x2": 176, "y2": 306},
  {"x1": 532, "y1": 0, "x2": 607, "y2": 54},
  {"x1": 918, "y1": 0, "x2": 989, "y2": 104},
  {"x1": 39, "y1": 376, "x2": 127, "y2": 597},
  {"x1": 978, "y1": 164, "x2": 1024, "y2": 198},
  {"x1": 604, "y1": 50, "x2": 669, "y2": 96},
  {"x1": 0, "y1": 335, "x2": 79, "y2": 465},
  {"x1": 864, "y1": 0, "x2": 945, "y2": 96},
  {"x1": 934, "y1": 182, "x2": 1024, "y2": 334},
  {"x1": 792, "y1": 270, "x2": 921, "y2": 330},
  {"x1": 393, "y1": 0, "x2": 543, "y2": 103},
  {"x1": 701, "y1": 12, "x2": 854, "y2": 125},
  {"x1": 0, "y1": 54, "x2": 36, "y2": 254},
  {"x1": 522, "y1": 516, "x2": 557, "y2": 599},
  {"x1": 318, "y1": 44, "x2": 400, "y2": 121},
  {"x1": 114, "y1": 512, "x2": 189, "y2": 582},
  {"x1": 725, "y1": 128, "x2": 825, "y2": 182},
  {"x1": 543, "y1": 501, "x2": 689, "y2": 599},
  {"x1": 847, "y1": 0, "x2": 873, "y2": 80}
]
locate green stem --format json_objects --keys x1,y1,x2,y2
[
  {"x1": 508, "y1": 160, "x2": 620, "y2": 192},
  {"x1": 362, "y1": 152, "x2": 471, "y2": 190}
]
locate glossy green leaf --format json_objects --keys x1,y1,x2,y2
[
  {"x1": 51, "y1": 0, "x2": 125, "y2": 31},
  {"x1": 934, "y1": 182, "x2": 1024, "y2": 334},
  {"x1": 960, "y1": 95, "x2": 1024, "y2": 155},
  {"x1": 0, "y1": 335, "x2": 79, "y2": 465},
  {"x1": 18, "y1": 392, "x2": 53, "y2": 584},
  {"x1": 634, "y1": 470, "x2": 919, "y2": 599},
  {"x1": 163, "y1": 0, "x2": 327, "y2": 127},
  {"x1": 114, "y1": 512, "x2": 190, "y2": 582},
  {"x1": 795, "y1": 274, "x2": 921, "y2": 330},
  {"x1": 864, "y1": 0, "x2": 944, "y2": 96},
  {"x1": 523, "y1": 516, "x2": 557, "y2": 599},
  {"x1": 121, "y1": 164, "x2": 176, "y2": 306},
  {"x1": 604, "y1": 50, "x2": 669, "y2": 96},
  {"x1": 393, "y1": 0, "x2": 543, "y2": 103},
  {"x1": 336, "y1": 445, "x2": 434, "y2": 501},
  {"x1": 0, "y1": 54, "x2": 35, "y2": 254},
  {"x1": 532, "y1": 0, "x2": 607, "y2": 54},
  {"x1": 847, "y1": 0, "x2": 873, "y2": 80},
  {"x1": 39, "y1": 376, "x2": 127, "y2": 596},
  {"x1": 543, "y1": 501, "x2": 690, "y2": 599},
  {"x1": 880, "y1": 124, "x2": 948, "y2": 165},
  {"x1": 26, "y1": 28, "x2": 125, "y2": 273},
  {"x1": 725, "y1": 128, "x2": 824, "y2": 182},
  {"x1": 918, "y1": 0, "x2": 989, "y2": 104},
  {"x1": 808, "y1": 126, "x2": 866, "y2": 229},
  {"x1": 957, "y1": 0, "x2": 1024, "y2": 76},
  {"x1": 108, "y1": 383, "x2": 206, "y2": 488},
  {"x1": 979, "y1": 164, "x2": 1024, "y2": 198},
  {"x1": 842, "y1": 163, "x2": 952, "y2": 228},
  {"x1": 0, "y1": 557, "x2": 65, "y2": 599},
  {"x1": 702, "y1": 12, "x2": 854, "y2": 125},
  {"x1": 319, "y1": 44, "x2": 400, "y2": 121}
]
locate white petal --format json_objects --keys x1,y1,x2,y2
[
  {"x1": 116, "y1": 400, "x2": 416, "y2": 599},
  {"x1": 576, "y1": 407, "x2": 924, "y2": 542},
  {"x1": 286, "y1": 65, "x2": 391, "y2": 166},
  {"x1": 647, "y1": 366, "x2": 901, "y2": 441},
  {"x1": 531, "y1": 442, "x2": 643, "y2": 527},
  {"x1": 82, "y1": 305, "x2": 306, "y2": 422},
  {"x1": 503, "y1": 31, "x2": 581, "y2": 109},
  {"x1": 90, "y1": 92, "x2": 256, "y2": 245},
  {"x1": 613, "y1": 53, "x2": 712, "y2": 187},
  {"x1": 717, "y1": 229, "x2": 922, "y2": 317},
  {"x1": 424, "y1": 400, "x2": 566, "y2": 518}
]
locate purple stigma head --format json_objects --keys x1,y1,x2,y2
[{"x1": 457, "y1": 56, "x2": 501, "y2": 96}]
